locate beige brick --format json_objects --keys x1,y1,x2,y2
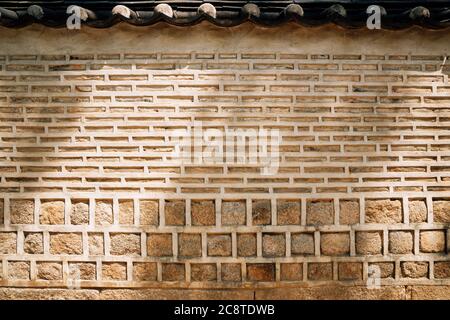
[
  {"x1": 420, "y1": 230, "x2": 446, "y2": 253},
  {"x1": 221, "y1": 200, "x2": 246, "y2": 226},
  {"x1": 178, "y1": 233, "x2": 202, "y2": 258},
  {"x1": 237, "y1": 233, "x2": 257, "y2": 257},
  {"x1": 50, "y1": 233, "x2": 83, "y2": 255},
  {"x1": 140, "y1": 200, "x2": 159, "y2": 226},
  {"x1": 280, "y1": 263, "x2": 303, "y2": 281},
  {"x1": 147, "y1": 233, "x2": 173, "y2": 257},
  {"x1": 165, "y1": 200, "x2": 185, "y2": 226},
  {"x1": 252, "y1": 200, "x2": 271, "y2": 225},
  {"x1": 338, "y1": 262, "x2": 362, "y2": 281},
  {"x1": 40, "y1": 200, "x2": 65, "y2": 225},
  {"x1": 110, "y1": 233, "x2": 141, "y2": 256},
  {"x1": 191, "y1": 264, "x2": 217, "y2": 282},
  {"x1": 70, "y1": 200, "x2": 89, "y2": 225},
  {"x1": 207, "y1": 234, "x2": 232, "y2": 257},
  {"x1": 262, "y1": 233, "x2": 286, "y2": 257},
  {"x1": 95, "y1": 200, "x2": 113, "y2": 226},
  {"x1": 369, "y1": 262, "x2": 395, "y2": 279},
  {"x1": 221, "y1": 263, "x2": 242, "y2": 282},
  {"x1": 434, "y1": 262, "x2": 450, "y2": 279},
  {"x1": 102, "y1": 262, "x2": 127, "y2": 281},
  {"x1": 389, "y1": 231, "x2": 414, "y2": 254},
  {"x1": 0, "y1": 232, "x2": 17, "y2": 254},
  {"x1": 356, "y1": 231, "x2": 383, "y2": 255},
  {"x1": 88, "y1": 233, "x2": 104, "y2": 255},
  {"x1": 119, "y1": 200, "x2": 134, "y2": 225},
  {"x1": 162, "y1": 263, "x2": 185, "y2": 281},
  {"x1": 37, "y1": 262, "x2": 63, "y2": 280},
  {"x1": 10, "y1": 200, "x2": 34, "y2": 224},
  {"x1": 401, "y1": 262, "x2": 429, "y2": 278},
  {"x1": 246, "y1": 263, "x2": 275, "y2": 282},
  {"x1": 291, "y1": 233, "x2": 315, "y2": 255},
  {"x1": 321, "y1": 233, "x2": 350, "y2": 256},
  {"x1": 433, "y1": 200, "x2": 450, "y2": 223},
  {"x1": 24, "y1": 233, "x2": 43, "y2": 254},
  {"x1": 133, "y1": 262, "x2": 157, "y2": 281},
  {"x1": 191, "y1": 200, "x2": 215, "y2": 226},
  {"x1": 277, "y1": 200, "x2": 301, "y2": 225},
  {"x1": 409, "y1": 200, "x2": 427, "y2": 223},
  {"x1": 306, "y1": 199, "x2": 334, "y2": 225},
  {"x1": 308, "y1": 262, "x2": 333, "y2": 281},
  {"x1": 0, "y1": 199, "x2": 3, "y2": 224},
  {"x1": 69, "y1": 263, "x2": 96, "y2": 281},
  {"x1": 365, "y1": 199, "x2": 402, "y2": 224},
  {"x1": 339, "y1": 200, "x2": 360, "y2": 225},
  {"x1": 8, "y1": 261, "x2": 30, "y2": 280}
]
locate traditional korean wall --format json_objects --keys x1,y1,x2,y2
[{"x1": 0, "y1": 23, "x2": 449, "y2": 300}]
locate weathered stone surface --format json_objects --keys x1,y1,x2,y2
[
  {"x1": 291, "y1": 233, "x2": 315, "y2": 255},
  {"x1": 178, "y1": 233, "x2": 202, "y2": 257},
  {"x1": 140, "y1": 200, "x2": 159, "y2": 226},
  {"x1": 50, "y1": 233, "x2": 83, "y2": 255},
  {"x1": 255, "y1": 286, "x2": 407, "y2": 300},
  {"x1": 161, "y1": 263, "x2": 185, "y2": 281},
  {"x1": 321, "y1": 233, "x2": 350, "y2": 256},
  {"x1": 308, "y1": 263, "x2": 333, "y2": 281},
  {"x1": 409, "y1": 200, "x2": 427, "y2": 223},
  {"x1": 133, "y1": 262, "x2": 157, "y2": 281},
  {"x1": 88, "y1": 233, "x2": 104, "y2": 255},
  {"x1": 10, "y1": 199, "x2": 34, "y2": 224},
  {"x1": 365, "y1": 199, "x2": 402, "y2": 224},
  {"x1": 409, "y1": 286, "x2": 450, "y2": 300},
  {"x1": 338, "y1": 262, "x2": 362, "y2": 281},
  {"x1": 119, "y1": 200, "x2": 134, "y2": 225},
  {"x1": 191, "y1": 263, "x2": 217, "y2": 282},
  {"x1": 221, "y1": 200, "x2": 246, "y2": 225},
  {"x1": 40, "y1": 200, "x2": 65, "y2": 225},
  {"x1": 95, "y1": 200, "x2": 113, "y2": 225},
  {"x1": 0, "y1": 199, "x2": 3, "y2": 224},
  {"x1": 69, "y1": 262, "x2": 96, "y2": 280},
  {"x1": 147, "y1": 233, "x2": 173, "y2": 257},
  {"x1": 262, "y1": 233, "x2": 286, "y2": 257},
  {"x1": 24, "y1": 232, "x2": 43, "y2": 254},
  {"x1": 0, "y1": 288, "x2": 99, "y2": 300},
  {"x1": 70, "y1": 201, "x2": 89, "y2": 225},
  {"x1": 99, "y1": 289, "x2": 253, "y2": 300},
  {"x1": 389, "y1": 231, "x2": 413, "y2": 254},
  {"x1": 110, "y1": 233, "x2": 141, "y2": 256},
  {"x1": 277, "y1": 200, "x2": 301, "y2": 225},
  {"x1": 8, "y1": 261, "x2": 30, "y2": 280},
  {"x1": 434, "y1": 262, "x2": 450, "y2": 279},
  {"x1": 306, "y1": 200, "x2": 334, "y2": 225},
  {"x1": 252, "y1": 200, "x2": 271, "y2": 225},
  {"x1": 165, "y1": 200, "x2": 185, "y2": 226},
  {"x1": 207, "y1": 234, "x2": 232, "y2": 256},
  {"x1": 356, "y1": 231, "x2": 383, "y2": 255},
  {"x1": 280, "y1": 263, "x2": 303, "y2": 281},
  {"x1": 237, "y1": 233, "x2": 257, "y2": 257},
  {"x1": 339, "y1": 200, "x2": 360, "y2": 225},
  {"x1": 191, "y1": 200, "x2": 215, "y2": 226},
  {"x1": 221, "y1": 263, "x2": 242, "y2": 282},
  {"x1": 369, "y1": 262, "x2": 395, "y2": 279},
  {"x1": 102, "y1": 262, "x2": 127, "y2": 281},
  {"x1": 433, "y1": 200, "x2": 450, "y2": 223},
  {"x1": 401, "y1": 262, "x2": 429, "y2": 278},
  {"x1": 420, "y1": 230, "x2": 445, "y2": 253},
  {"x1": 37, "y1": 262, "x2": 63, "y2": 280},
  {"x1": 0, "y1": 232, "x2": 17, "y2": 254},
  {"x1": 247, "y1": 263, "x2": 275, "y2": 282}
]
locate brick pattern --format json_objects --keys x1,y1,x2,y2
[{"x1": 0, "y1": 52, "x2": 449, "y2": 288}]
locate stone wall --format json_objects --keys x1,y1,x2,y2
[{"x1": 0, "y1": 23, "x2": 449, "y2": 299}]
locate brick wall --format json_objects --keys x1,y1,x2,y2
[{"x1": 0, "y1": 24, "x2": 449, "y2": 300}]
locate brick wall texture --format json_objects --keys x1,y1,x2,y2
[{"x1": 0, "y1": 24, "x2": 449, "y2": 300}]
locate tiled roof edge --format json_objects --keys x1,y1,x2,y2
[{"x1": 0, "y1": 2, "x2": 449, "y2": 29}]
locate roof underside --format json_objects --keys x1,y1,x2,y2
[{"x1": 0, "y1": 1, "x2": 449, "y2": 29}]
